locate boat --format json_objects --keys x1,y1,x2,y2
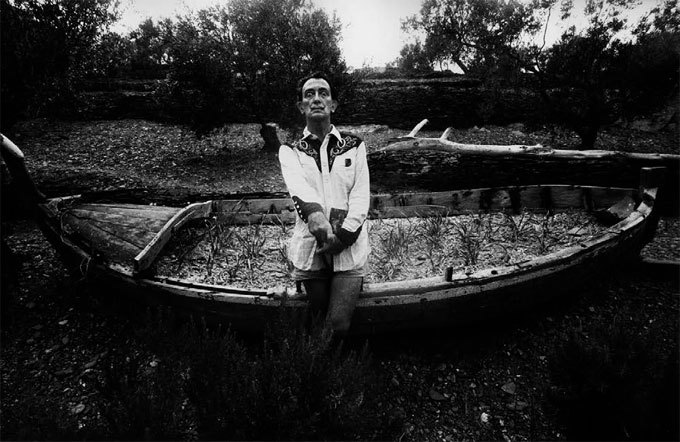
[{"x1": 0, "y1": 131, "x2": 670, "y2": 334}]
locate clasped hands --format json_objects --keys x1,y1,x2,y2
[{"x1": 307, "y1": 212, "x2": 345, "y2": 255}]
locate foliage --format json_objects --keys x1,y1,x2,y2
[
  {"x1": 128, "y1": 18, "x2": 173, "y2": 77},
  {"x1": 403, "y1": 0, "x2": 542, "y2": 76},
  {"x1": 157, "y1": 0, "x2": 354, "y2": 137},
  {"x1": 397, "y1": 41, "x2": 435, "y2": 76},
  {"x1": 0, "y1": 0, "x2": 120, "y2": 128},
  {"x1": 451, "y1": 214, "x2": 489, "y2": 266},
  {"x1": 403, "y1": 0, "x2": 680, "y2": 148},
  {"x1": 549, "y1": 319, "x2": 679, "y2": 440},
  {"x1": 91, "y1": 309, "x2": 383, "y2": 440},
  {"x1": 85, "y1": 31, "x2": 135, "y2": 78}
]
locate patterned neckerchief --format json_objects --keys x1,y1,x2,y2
[{"x1": 294, "y1": 126, "x2": 359, "y2": 172}]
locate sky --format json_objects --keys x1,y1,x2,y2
[
  {"x1": 116, "y1": 0, "x2": 424, "y2": 68},
  {"x1": 115, "y1": 0, "x2": 663, "y2": 69}
]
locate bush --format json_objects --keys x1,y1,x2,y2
[
  {"x1": 548, "y1": 320, "x2": 679, "y2": 440},
  {"x1": 92, "y1": 309, "x2": 383, "y2": 440}
]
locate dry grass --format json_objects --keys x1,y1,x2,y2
[{"x1": 154, "y1": 209, "x2": 605, "y2": 288}]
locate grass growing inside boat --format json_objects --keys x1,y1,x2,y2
[{"x1": 154, "y1": 209, "x2": 608, "y2": 288}]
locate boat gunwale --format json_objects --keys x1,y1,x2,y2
[{"x1": 37, "y1": 177, "x2": 659, "y2": 307}]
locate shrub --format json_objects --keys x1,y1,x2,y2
[
  {"x1": 91, "y1": 308, "x2": 383, "y2": 440},
  {"x1": 548, "y1": 319, "x2": 679, "y2": 440}
]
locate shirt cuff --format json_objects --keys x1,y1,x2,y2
[
  {"x1": 336, "y1": 225, "x2": 362, "y2": 247},
  {"x1": 292, "y1": 196, "x2": 323, "y2": 222}
]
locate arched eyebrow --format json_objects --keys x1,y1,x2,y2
[{"x1": 303, "y1": 86, "x2": 330, "y2": 96}]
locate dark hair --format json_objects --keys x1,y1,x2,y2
[{"x1": 297, "y1": 71, "x2": 335, "y2": 100}]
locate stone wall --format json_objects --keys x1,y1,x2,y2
[
  {"x1": 77, "y1": 77, "x2": 546, "y2": 128},
  {"x1": 336, "y1": 79, "x2": 545, "y2": 129}
]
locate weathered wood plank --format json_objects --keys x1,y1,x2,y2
[
  {"x1": 214, "y1": 211, "x2": 297, "y2": 226},
  {"x1": 68, "y1": 208, "x2": 171, "y2": 231},
  {"x1": 73, "y1": 217, "x2": 161, "y2": 249},
  {"x1": 61, "y1": 213, "x2": 143, "y2": 263},
  {"x1": 212, "y1": 198, "x2": 295, "y2": 214},
  {"x1": 133, "y1": 201, "x2": 213, "y2": 274},
  {"x1": 78, "y1": 204, "x2": 180, "y2": 220}
]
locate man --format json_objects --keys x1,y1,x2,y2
[{"x1": 278, "y1": 71, "x2": 370, "y2": 335}]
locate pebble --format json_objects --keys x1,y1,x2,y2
[
  {"x1": 501, "y1": 381, "x2": 517, "y2": 395},
  {"x1": 507, "y1": 400, "x2": 529, "y2": 410},
  {"x1": 84, "y1": 358, "x2": 99, "y2": 369},
  {"x1": 55, "y1": 368, "x2": 73, "y2": 377},
  {"x1": 429, "y1": 389, "x2": 446, "y2": 401}
]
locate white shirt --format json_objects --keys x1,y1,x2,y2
[{"x1": 278, "y1": 125, "x2": 370, "y2": 271}]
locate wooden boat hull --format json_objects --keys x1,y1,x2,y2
[
  {"x1": 34, "y1": 182, "x2": 660, "y2": 335},
  {"x1": 1, "y1": 132, "x2": 667, "y2": 334}
]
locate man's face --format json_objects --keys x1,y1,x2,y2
[{"x1": 297, "y1": 78, "x2": 337, "y2": 122}]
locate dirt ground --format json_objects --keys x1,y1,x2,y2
[{"x1": 1, "y1": 119, "x2": 678, "y2": 440}]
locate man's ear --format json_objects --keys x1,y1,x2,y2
[
  {"x1": 297, "y1": 101, "x2": 305, "y2": 114},
  {"x1": 330, "y1": 99, "x2": 338, "y2": 113}
]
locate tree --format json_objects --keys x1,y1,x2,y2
[
  {"x1": 403, "y1": 0, "x2": 543, "y2": 76},
  {"x1": 128, "y1": 18, "x2": 173, "y2": 77},
  {"x1": 397, "y1": 41, "x2": 434, "y2": 76},
  {"x1": 86, "y1": 31, "x2": 134, "y2": 78},
  {"x1": 404, "y1": 0, "x2": 679, "y2": 148},
  {"x1": 161, "y1": 0, "x2": 353, "y2": 150},
  {"x1": 615, "y1": 0, "x2": 680, "y2": 123},
  {"x1": 158, "y1": 7, "x2": 237, "y2": 134},
  {"x1": 0, "y1": 0, "x2": 120, "y2": 129}
]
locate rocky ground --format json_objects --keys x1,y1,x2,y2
[{"x1": 1, "y1": 119, "x2": 678, "y2": 440}]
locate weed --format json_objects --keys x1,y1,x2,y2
[
  {"x1": 451, "y1": 213, "x2": 488, "y2": 266},
  {"x1": 376, "y1": 218, "x2": 415, "y2": 262},
  {"x1": 503, "y1": 210, "x2": 532, "y2": 242},
  {"x1": 371, "y1": 218, "x2": 416, "y2": 281},
  {"x1": 276, "y1": 238, "x2": 294, "y2": 277},
  {"x1": 272, "y1": 213, "x2": 290, "y2": 236},
  {"x1": 419, "y1": 213, "x2": 450, "y2": 273},
  {"x1": 89, "y1": 309, "x2": 386, "y2": 440},
  {"x1": 419, "y1": 212, "x2": 449, "y2": 250},
  {"x1": 234, "y1": 216, "x2": 267, "y2": 260},
  {"x1": 548, "y1": 319, "x2": 678, "y2": 441},
  {"x1": 205, "y1": 217, "x2": 233, "y2": 276},
  {"x1": 533, "y1": 213, "x2": 554, "y2": 254},
  {"x1": 226, "y1": 252, "x2": 244, "y2": 283}
]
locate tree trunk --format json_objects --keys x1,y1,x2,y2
[
  {"x1": 260, "y1": 122, "x2": 281, "y2": 153},
  {"x1": 367, "y1": 144, "x2": 680, "y2": 216}
]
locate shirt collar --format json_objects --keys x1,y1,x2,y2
[{"x1": 302, "y1": 125, "x2": 342, "y2": 143}]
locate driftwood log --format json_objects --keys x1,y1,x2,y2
[{"x1": 367, "y1": 120, "x2": 680, "y2": 216}]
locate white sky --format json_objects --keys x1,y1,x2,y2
[
  {"x1": 115, "y1": 0, "x2": 663, "y2": 69},
  {"x1": 115, "y1": 0, "x2": 423, "y2": 68}
]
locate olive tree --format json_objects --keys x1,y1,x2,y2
[
  {"x1": 162, "y1": 0, "x2": 352, "y2": 150},
  {"x1": 0, "y1": 0, "x2": 120, "y2": 128},
  {"x1": 404, "y1": 0, "x2": 679, "y2": 148}
]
